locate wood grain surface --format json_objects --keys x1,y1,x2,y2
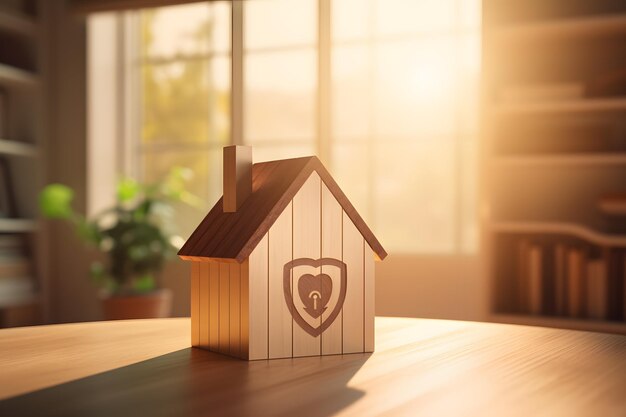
[{"x1": 1, "y1": 317, "x2": 626, "y2": 416}]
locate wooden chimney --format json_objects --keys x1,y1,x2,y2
[{"x1": 223, "y1": 145, "x2": 252, "y2": 212}]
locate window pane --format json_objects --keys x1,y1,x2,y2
[
  {"x1": 374, "y1": 0, "x2": 456, "y2": 36},
  {"x1": 142, "y1": 149, "x2": 222, "y2": 237},
  {"x1": 245, "y1": 50, "x2": 316, "y2": 141},
  {"x1": 332, "y1": 0, "x2": 372, "y2": 42},
  {"x1": 210, "y1": 2, "x2": 232, "y2": 53},
  {"x1": 375, "y1": 38, "x2": 458, "y2": 137},
  {"x1": 459, "y1": 0, "x2": 481, "y2": 30},
  {"x1": 140, "y1": 3, "x2": 210, "y2": 58},
  {"x1": 142, "y1": 61, "x2": 208, "y2": 144},
  {"x1": 205, "y1": 148, "x2": 224, "y2": 207},
  {"x1": 140, "y1": 2, "x2": 230, "y2": 58},
  {"x1": 245, "y1": 0, "x2": 317, "y2": 50},
  {"x1": 458, "y1": 34, "x2": 481, "y2": 134},
  {"x1": 331, "y1": 141, "x2": 371, "y2": 222},
  {"x1": 252, "y1": 143, "x2": 316, "y2": 163},
  {"x1": 141, "y1": 58, "x2": 229, "y2": 146},
  {"x1": 332, "y1": 45, "x2": 371, "y2": 140},
  {"x1": 460, "y1": 136, "x2": 478, "y2": 252},
  {"x1": 374, "y1": 139, "x2": 455, "y2": 253},
  {"x1": 208, "y1": 57, "x2": 231, "y2": 145}
]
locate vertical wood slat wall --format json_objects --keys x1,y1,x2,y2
[
  {"x1": 209, "y1": 262, "x2": 219, "y2": 350},
  {"x1": 343, "y1": 211, "x2": 365, "y2": 354},
  {"x1": 248, "y1": 236, "x2": 268, "y2": 360},
  {"x1": 190, "y1": 173, "x2": 375, "y2": 359},
  {"x1": 268, "y1": 202, "x2": 293, "y2": 359},
  {"x1": 292, "y1": 173, "x2": 322, "y2": 357},
  {"x1": 321, "y1": 182, "x2": 343, "y2": 355},
  {"x1": 190, "y1": 260, "x2": 245, "y2": 359}
]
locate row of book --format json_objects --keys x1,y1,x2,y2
[
  {"x1": 0, "y1": 234, "x2": 34, "y2": 308},
  {"x1": 517, "y1": 240, "x2": 625, "y2": 321}
]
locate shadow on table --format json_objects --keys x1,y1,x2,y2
[{"x1": 0, "y1": 348, "x2": 370, "y2": 417}]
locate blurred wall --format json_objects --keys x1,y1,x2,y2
[
  {"x1": 44, "y1": 0, "x2": 98, "y2": 323},
  {"x1": 376, "y1": 255, "x2": 486, "y2": 321}
]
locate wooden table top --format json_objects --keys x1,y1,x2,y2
[{"x1": 1, "y1": 317, "x2": 625, "y2": 417}]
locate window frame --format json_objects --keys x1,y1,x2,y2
[{"x1": 117, "y1": 0, "x2": 480, "y2": 255}]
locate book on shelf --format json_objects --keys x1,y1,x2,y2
[
  {"x1": 0, "y1": 234, "x2": 24, "y2": 249},
  {"x1": 554, "y1": 244, "x2": 567, "y2": 316},
  {"x1": 586, "y1": 259, "x2": 608, "y2": 320},
  {"x1": 607, "y1": 249, "x2": 625, "y2": 321},
  {"x1": 514, "y1": 239, "x2": 621, "y2": 322},
  {"x1": 0, "y1": 233, "x2": 34, "y2": 308},
  {"x1": 0, "y1": 256, "x2": 30, "y2": 277},
  {"x1": 0, "y1": 88, "x2": 6, "y2": 138},
  {"x1": 0, "y1": 275, "x2": 34, "y2": 306},
  {"x1": 517, "y1": 239, "x2": 530, "y2": 312},
  {"x1": 499, "y1": 82, "x2": 584, "y2": 104},
  {"x1": 528, "y1": 244, "x2": 543, "y2": 315},
  {"x1": 0, "y1": 234, "x2": 25, "y2": 260},
  {"x1": 517, "y1": 242, "x2": 549, "y2": 315},
  {"x1": 566, "y1": 248, "x2": 586, "y2": 318}
]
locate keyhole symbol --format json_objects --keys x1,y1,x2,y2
[{"x1": 310, "y1": 290, "x2": 321, "y2": 311}]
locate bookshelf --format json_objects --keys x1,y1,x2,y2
[
  {"x1": 0, "y1": 139, "x2": 39, "y2": 158},
  {"x1": 491, "y1": 221, "x2": 626, "y2": 248},
  {"x1": 494, "y1": 97, "x2": 626, "y2": 115},
  {"x1": 0, "y1": 9, "x2": 36, "y2": 37},
  {"x1": 0, "y1": 63, "x2": 38, "y2": 87},
  {"x1": 484, "y1": 0, "x2": 626, "y2": 335},
  {"x1": 494, "y1": 13, "x2": 626, "y2": 42},
  {"x1": 0, "y1": 0, "x2": 48, "y2": 328},
  {"x1": 493, "y1": 153, "x2": 626, "y2": 167}
]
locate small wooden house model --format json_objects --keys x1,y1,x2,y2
[{"x1": 178, "y1": 146, "x2": 387, "y2": 360}]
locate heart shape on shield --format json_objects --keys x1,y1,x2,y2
[
  {"x1": 283, "y1": 258, "x2": 347, "y2": 337},
  {"x1": 298, "y1": 273, "x2": 333, "y2": 319}
]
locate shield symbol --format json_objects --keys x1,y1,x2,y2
[{"x1": 283, "y1": 258, "x2": 347, "y2": 337}]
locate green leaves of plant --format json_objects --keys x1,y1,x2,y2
[
  {"x1": 39, "y1": 166, "x2": 200, "y2": 295},
  {"x1": 133, "y1": 274, "x2": 156, "y2": 293},
  {"x1": 39, "y1": 184, "x2": 75, "y2": 219},
  {"x1": 160, "y1": 166, "x2": 202, "y2": 207},
  {"x1": 117, "y1": 178, "x2": 141, "y2": 202}
]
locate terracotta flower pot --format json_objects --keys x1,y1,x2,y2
[{"x1": 101, "y1": 289, "x2": 173, "y2": 320}]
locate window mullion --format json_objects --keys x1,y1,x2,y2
[
  {"x1": 317, "y1": 0, "x2": 331, "y2": 165},
  {"x1": 231, "y1": 0, "x2": 244, "y2": 146},
  {"x1": 453, "y1": 0, "x2": 463, "y2": 253},
  {"x1": 124, "y1": 11, "x2": 141, "y2": 180}
]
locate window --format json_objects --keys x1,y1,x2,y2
[
  {"x1": 129, "y1": 3, "x2": 231, "y2": 232},
  {"x1": 244, "y1": 0, "x2": 318, "y2": 161},
  {"x1": 330, "y1": 0, "x2": 480, "y2": 253},
  {"x1": 117, "y1": 0, "x2": 480, "y2": 254}
]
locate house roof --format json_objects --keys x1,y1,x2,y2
[{"x1": 178, "y1": 156, "x2": 387, "y2": 263}]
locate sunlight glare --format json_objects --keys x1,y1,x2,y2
[{"x1": 408, "y1": 65, "x2": 456, "y2": 103}]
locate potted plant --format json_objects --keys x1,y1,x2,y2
[{"x1": 39, "y1": 168, "x2": 200, "y2": 320}]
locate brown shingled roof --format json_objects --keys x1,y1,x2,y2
[{"x1": 178, "y1": 156, "x2": 387, "y2": 263}]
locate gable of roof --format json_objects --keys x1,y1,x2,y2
[{"x1": 178, "y1": 156, "x2": 387, "y2": 263}]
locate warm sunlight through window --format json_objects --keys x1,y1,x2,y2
[{"x1": 121, "y1": 0, "x2": 481, "y2": 254}]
